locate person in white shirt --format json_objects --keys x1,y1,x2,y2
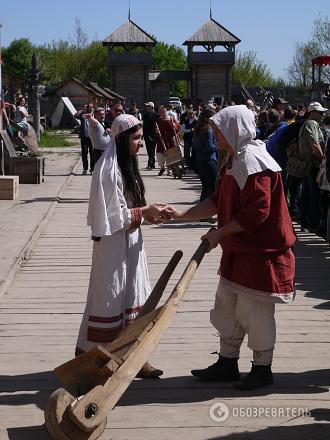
[
  {"x1": 166, "y1": 104, "x2": 178, "y2": 121},
  {"x1": 83, "y1": 108, "x2": 111, "y2": 168},
  {"x1": 15, "y1": 97, "x2": 30, "y2": 141}
]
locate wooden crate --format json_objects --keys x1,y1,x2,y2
[
  {"x1": 0, "y1": 175, "x2": 19, "y2": 200},
  {"x1": 10, "y1": 156, "x2": 44, "y2": 184}
]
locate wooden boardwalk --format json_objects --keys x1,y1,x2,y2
[{"x1": 0, "y1": 150, "x2": 329, "y2": 440}]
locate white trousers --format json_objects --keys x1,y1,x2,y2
[{"x1": 210, "y1": 280, "x2": 276, "y2": 365}]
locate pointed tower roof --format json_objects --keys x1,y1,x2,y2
[
  {"x1": 183, "y1": 18, "x2": 240, "y2": 46},
  {"x1": 103, "y1": 20, "x2": 156, "y2": 47}
]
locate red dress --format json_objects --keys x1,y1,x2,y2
[
  {"x1": 156, "y1": 118, "x2": 179, "y2": 153},
  {"x1": 210, "y1": 168, "x2": 296, "y2": 303}
]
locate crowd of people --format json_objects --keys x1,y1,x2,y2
[
  {"x1": 250, "y1": 98, "x2": 329, "y2": 240},
  {"x1": 73, "y1": 94, "x2": 329, "y2": 390},
  {"x1": 1, "y1": 90, "x2": 32, "y2": 150},
  {"x1": 75, "y1": 97, "x2": 329, "y2": 242}
]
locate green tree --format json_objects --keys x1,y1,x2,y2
[
  {"x1": 232, "y1": 51, "x2": 273, "y2": 87},
  {"x1": 2, "y1": 38, "x2": 34, "y2": 78},
  {"x1": 287, "y1": 42, "x2": 316, "y2": 87},
  {"x1": 33, "y1": 39, "x2": 109, "y2": 88},
  {"x1": 287, "y1": 16, "x2": 330, "y2": 87},
  {"x1": 152, "y1": 42, "x2": 187, "y2": 70},
  {"x1": 152, "y1": 42, "x2": 187, "y2": 97}
]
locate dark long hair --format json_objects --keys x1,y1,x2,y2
[
  {"x1": 194, "y1": 108, "x2": 216, "y2": 135},
  {"x1": 116, "y1": 123, "x2": 146, "y2": 207}
]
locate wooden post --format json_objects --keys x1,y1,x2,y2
[{"x1": 30, "y1": 53, "x2": 41, "y2": 141}]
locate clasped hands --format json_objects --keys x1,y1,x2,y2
[
  {"x1": 143, "y1": 204, "x2": 192, "y2": 225},
  {"x1": 142, "y1": 203, "x2": 173, "y2": 225}
]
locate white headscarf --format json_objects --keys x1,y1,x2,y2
[
  {"x1": 87, "y1": 114, "x2": 142, "y2": 236},
  {"x1": 210, "y1": 105, "x2": 281, "y2": 190}
]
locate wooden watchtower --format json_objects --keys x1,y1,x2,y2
[
  {"x1": 183, "y1": 14, "x2": 240, "y2": 104},
  {"x1": 103, "y1": 17, "x2": 156, "y2": 108}
]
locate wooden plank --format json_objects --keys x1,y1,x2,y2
[{"x1": 0, "y1": 150, "x2": 329, "y2": 438}]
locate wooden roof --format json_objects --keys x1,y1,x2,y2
[
  {"x1": 183, "y1": 18, "x2": 240, "y2": 46},
  {"x1": 103, "y1": 20, "x2": 156, "y2": 46},
  {"x1": 88, "y1": 82, "x2": 126, "y2": 101},
  {"x1": 103, "y1": 87, "x2": 126, "y2": 101},
  {"x1": 49, "y1": 78, "x2": 126, "y2": 101}
]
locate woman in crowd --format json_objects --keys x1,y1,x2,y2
[
  {"x1": 14, "y1": 96, "x2": 30, "y2": 141},
  {"x1": 164, "y1": 105, "x2": 296, "y2": 390},
  {"x1": 181, "y1": 108, "x2": 198, "y2": 169},
  {"x1": 155, "y1": 105, "x2": 180, "y2": 176},
  {"x1": 75, "y1": 114, "x2": 168, "y2": 378},
  {"x1": 193, "y1": 107, "x2": 218, "y2": 223}
]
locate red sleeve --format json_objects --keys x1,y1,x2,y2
[
  {"x1": 235, "y1": 173, "x2": 272, "y2": 233},
  {"x1": 129, "y1": 208, "x2": 142, "y2": 230}
]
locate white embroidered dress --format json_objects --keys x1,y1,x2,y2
[{"x1": 76, "y1": 115, "x2": 150, "y2": 355}]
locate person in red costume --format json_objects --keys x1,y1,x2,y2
[
  {"x1": 164, "y1": 105, "x2": 296, "y2": 390},
  {"x1": 155, "y1": 105, "x2": 180, "y2": 176}
]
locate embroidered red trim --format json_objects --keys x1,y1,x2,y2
[
  {"x1": 87, "y1": 324, "x2": 122, "y2": 342},
  {"x1": 125, "y1": 305, "x2": 143, "y2": 314},
  {"x1": 88, "y1": 313, "x2": 123, "y2": 323},
  {"x1": 129, "y1": 208, "x2": 142, "y2": 230}
]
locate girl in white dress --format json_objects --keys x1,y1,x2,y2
[{"x1": 76, "y1": 114, "x2": 167, "y2": 378}]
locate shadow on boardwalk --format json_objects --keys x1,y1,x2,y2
[
  {"x1": 2, "y1": 369, "x2": 330, "y2": 439},
  {"x1": 1, "y1": 368, "x2": 329, "y2": 410},
  {"x1": 18, "y1": 197, "x2": 89, "y2": 204},
  {"x1": 294, "y1": 231, "x2": 330, "y2": 308},
  {"x1": 206, "y1": 417, "x2": 330, "y2": 440}
]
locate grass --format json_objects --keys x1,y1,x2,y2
[{"x1": 38, "y1": 131, "x2": 76, "y2": 148}]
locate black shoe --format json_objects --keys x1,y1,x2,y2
[
  {"x1": 236, "y1": 363, "x2": 273, "y2": 390},
  {"x1": 157, "y1": 168, "x2": 165, "y2": 176},
  {"x1": 191, "y1": 355, "x2": 240, "y2": 381},
  {"x1": 200, "y1": 217, "x2": 217, "y2": 224}
]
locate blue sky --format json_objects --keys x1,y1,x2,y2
[{"x1": 0, "y1": 0, "x2": 328, "y2": 79}]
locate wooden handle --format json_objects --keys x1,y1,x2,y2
[
  {"x1": 138, "y1": 250, "x2": 183, "y2": 317},
  {"x1": 164, "y1": 237, "x2": 210, "y2": 307},
  {"x1": 67, "y1": 235, "x2": 211, "y2": 433},
  {"x1": 155, "y1": 122, "x2": 167, "y2": 150}
]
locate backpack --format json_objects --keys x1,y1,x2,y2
[
  {"x1": 316, "y1": 132, "x2": 330, "y2": 191},
  {"x1": 285, "y1": 120, "x2": 312, "y2": 178},
  {"x1": 264, "y1": 123, "x2": 288, "y2": 162},
  {"x1": 278, "y1": 119, "x2": 306, "y2": 149}
]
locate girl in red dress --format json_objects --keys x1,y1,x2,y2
[
  {"x1": 155, "y1": 105, "x2": 180, "y2": 176},
  {"x1": 164, "y1": 105, "x2": 296, "y2": 390}
]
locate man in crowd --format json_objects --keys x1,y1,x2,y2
[
  {"x1": 273, "y1": 97, "x2": 287, "y2": 120},
  {"x1": 181, "y1": 109, "x2": 197, "y2": 169},
  {"x1": 74, "y1": 103, "x2": 94, "y2": 175},
  {"x1": 104, "y1": 101, "x2": 124, "y2": 131},
  {"x1": 143, "y1": 102, "x2": 158, "y2": 170},
  {"x1": 166, "y1": 104, "x2": 178, "y2": 121},
  {"x1": 299, "y1": 102, "x2": 327, "y2": 233},
  {"x1": 83, "y1": 108, "x2": 111, "y2": 167},
  {"x1": 244, "y1": 99, "x2": 255, "y2": 111}
]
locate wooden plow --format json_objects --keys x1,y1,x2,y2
[{"x1": 45, "y1": 238, "x2": 210, "y2": 439}]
